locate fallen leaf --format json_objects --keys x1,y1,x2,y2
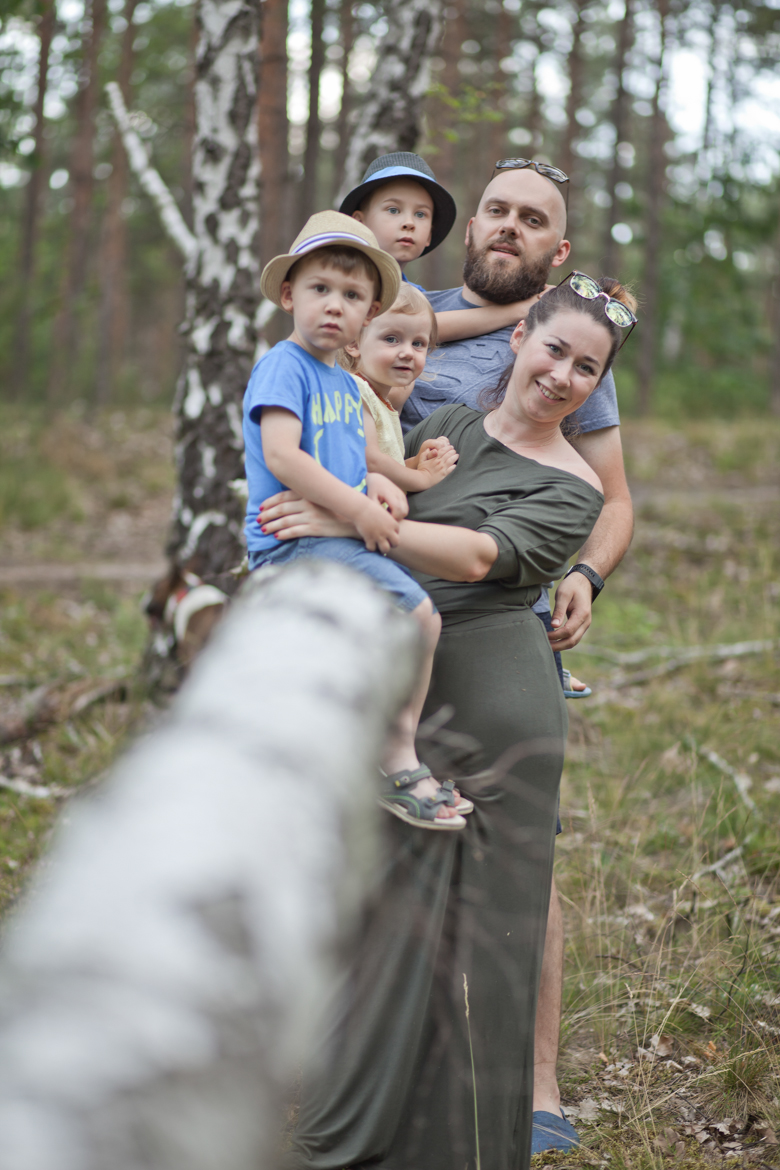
[
  {"x1": 650, "y1": 1033, "x2": 674, "y2": 1057},
  {"x1": 566, "y1": 1097, "x2": 601, "y2": 1122}
]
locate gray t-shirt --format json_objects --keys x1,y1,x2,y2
[{"x1": 400, "y1": 287, "x2": 621, "y2": 435}]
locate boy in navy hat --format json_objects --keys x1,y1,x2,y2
[{"x1": 340, "y1": 152, "x2": 547, "y2": 343}]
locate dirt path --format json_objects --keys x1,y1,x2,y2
[{"x1": 0, "y1": 563, "x2": 167, "y2": 586}]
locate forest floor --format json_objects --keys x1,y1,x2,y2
[{"x1": 0, "y1": 403, "x2": 779, "y2": 1169}]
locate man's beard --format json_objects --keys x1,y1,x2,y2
[{"x1": 463, "y1": 232, "x2": 559, "y2": 305}]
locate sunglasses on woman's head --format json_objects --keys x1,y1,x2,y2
[
  {"x1": 492, "y1": 158, "x2": 570, "y2": 205},
  {"x1": 562, "y1": 271, "x2": 637, "y2": 348}
]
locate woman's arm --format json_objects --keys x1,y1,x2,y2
[
  {"x1": 389, "y1": 520, "x2": 498, "y2": 582},
  {"x1": 258, "y1": 494, "x2": 498, "y2": 583}
]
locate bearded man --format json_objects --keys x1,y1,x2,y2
[{"x1": 402, "y1": 162, "x2": 634, "y2": 1155}]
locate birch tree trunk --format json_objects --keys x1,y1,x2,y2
[
  {"x1": 15, "y1": 0, "x2": 55, "y2": 398},
  {"x1": 0, "y1": 563, "x2": 420, "y2": 1170},
  {"x1": 168, "y1": 0, "x2": 262, "y2": 582},
  {"x1": 338, "y1": 0, "x2": 445, "y2": 201}
]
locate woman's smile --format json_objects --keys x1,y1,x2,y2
[{"x1": 536, "y1": 380, "x2": 565, "y2": 403}]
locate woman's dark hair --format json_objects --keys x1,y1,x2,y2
[{"x1": 479, "y1": 275, "x2": 637, "y2": 412}]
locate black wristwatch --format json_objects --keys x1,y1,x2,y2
[{"x1": 564, "y1": 563, "x2": 605, "y2": 601}]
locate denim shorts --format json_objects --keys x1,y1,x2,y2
[{"x1": 248, "y1": 537, "x2": 430, "y2": 613}]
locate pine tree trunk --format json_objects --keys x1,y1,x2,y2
[
  {"x1": 488, "y1": 4, "x2": 512, "y2": 166},
  {"x1": 602, "y1": 0, "x2": 633, "y2": 273},
  {"x1": 49, "y1": 0, "x2": 108, "y2": 400},
  {"x1": 330, "y1": 0, "x2": 355, "y2": 206},
  {"x1": 338, "y1": 0, "x2": 445, "y2": 201},
  {"x1": 420, "y1": 0, "x2": 463, "y2": 292},
  {"x1": 637, "y1": 0, "x2": 670, "y2": 416},
  {"x1": 298, "y1": 0, "x2": 325, "y2": 223},
  {"x1": 258, "y1": 0, "x2": 289, "y2": 265},
  {"x1": 560, "y1": 0, "x2": 585, "y2": 215},
  {"x1": 96, "y1": 0, "x2": 138, "y2": 404},
  {"x1": 15, "y1": 0, "x2": 55, "y2": 397},
  {"x1": 167, "y1": 0, "x2": 262, "y2": 582},
  {"x1": 770, "y1": 213, "x2": 780, "y2": 417}
]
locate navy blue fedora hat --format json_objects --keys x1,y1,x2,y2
[{"x1": 339, "y1": 152, "x2": 457, "y2": 256}]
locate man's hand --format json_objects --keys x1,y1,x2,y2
[
  {"x1": 547, "y1": 571, "x2": 593, "y2": 652},
  {"x1": 367, "y1": 472, "x2": 408, "y2": 520}
]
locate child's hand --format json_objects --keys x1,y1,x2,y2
[
  {"x1": 367, "y1": 473, "x2": 408, "y2": 520},
  {"x1": 355, "y1": 496, "x2": 401, "y2": 554},
  {"x1": 419, "y1": 436, "x2": 456, "y2": 460},
  {"x1": 416, "y1": 443, "x2": 459, "y2": 487}
]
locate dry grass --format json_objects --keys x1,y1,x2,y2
[
  {"x1": 547, "y1": 419, "x2": 780, "y2": 1168},
  {"x1": 0, "y1": 411, "x2": 779, "y2": 1166}
]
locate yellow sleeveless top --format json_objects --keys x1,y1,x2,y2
[{"x1": 352, "y1": 374, "x2": 406, "y2": 466}]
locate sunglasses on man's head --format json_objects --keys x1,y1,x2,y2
[
  {"x1": 562, "y1": 271, "x2": 637, "y2": 349},
  {"x1": 492, "y1": 158, "x2": 570, "y2": 205}
]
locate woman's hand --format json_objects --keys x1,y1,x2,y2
[{"x1": 259, "y1": 491, "x2": 356, "y2": 540}]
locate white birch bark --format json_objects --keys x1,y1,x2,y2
[
  {"x1": 169, "y1": 0, "x2": 262, "y2": 580},
  {"x1": 106, "y1": 81, "x2": 197, "y2": 262},
  {"x1": 338, "y1": 0, "x2": 445, "y2": 202},
  {"x1": 0, "y1": 564, "x2": 420, "y2": 1170}
]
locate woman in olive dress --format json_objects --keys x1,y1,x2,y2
[{"x1": 260, "y1": 273, "x2": 637, "y2": 1170}]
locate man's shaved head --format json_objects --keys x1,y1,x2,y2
[
  {"x1": 477, "y1": 169, "x2": 567, "y2": 237},
  {"x1": 461, "y1": 166, "x2": 571, "y2": 305}
]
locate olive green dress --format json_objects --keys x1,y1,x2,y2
[{"x1": 288, "y1": 406, "x2": 603, "y2": 1170}]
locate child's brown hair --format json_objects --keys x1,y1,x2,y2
[{"x1": 287, "y1": 245, "x2": 381, "y2": 301}]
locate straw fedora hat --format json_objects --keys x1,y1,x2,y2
[{"x1": 260, "y1": 211, "x2": 401, "y2": 314}]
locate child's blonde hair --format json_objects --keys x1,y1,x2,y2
[{"x1": 339, "y1": 283, "x2": 438, "y2": 372}]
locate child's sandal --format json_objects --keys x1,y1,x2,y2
[
  {"x1": 440, "y1": 778, "x2": 474, "y2": 816},
  {"x1": 379, "y1": 767, "x2": 467, "y2": 831}
]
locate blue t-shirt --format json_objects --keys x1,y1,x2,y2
[
  {"x1": 400, "y1": 287, "x2": 621, "y2": 434},
  {"x1": 401, "y1": 272, "x2": 426, "y2": 292},
  {"x1": 243, "y1": 340, "x2": 367, "y2": 554}
]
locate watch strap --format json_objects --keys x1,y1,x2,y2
[{"x1": 565, "y1": 562, "x2": 604, "y2": 601}]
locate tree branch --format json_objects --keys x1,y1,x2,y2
[{"x1": 105, "y1": 80, "x2": 197, "y2": 263}]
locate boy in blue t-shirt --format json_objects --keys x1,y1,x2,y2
[{"x1": 243, "y1": 210, "x2": 469, "y2": 831}]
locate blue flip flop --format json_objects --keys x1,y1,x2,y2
[
  {"x1": 531, "y1": 1109, "x2": 580, "y2": 1154},
  {"x1": 562, "y1": 668, "x2": 592, "y2": 700}
]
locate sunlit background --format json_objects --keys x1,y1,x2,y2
[{"x1": 1, "y1": 0, "x2": 779, "y2": 416}]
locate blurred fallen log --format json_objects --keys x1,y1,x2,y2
[
  {"x1": 717, "y1": 686, "x2": 780, "y2": 705},
  {"x1": 0, "y1": 678, "x2": 127, "y2": 746},
  {"x1": 578, "y1": 637, "x2": 777, "y2": 669},
  {"x1": 698, "y1": 747, "x2": 757, "y2": 813},
  {"x1": 0, "y1": 562, "x2": 419, "y2": 1170},
  {"x1": 0, "y1": 776, "x2": 68, "y2": 800}
]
